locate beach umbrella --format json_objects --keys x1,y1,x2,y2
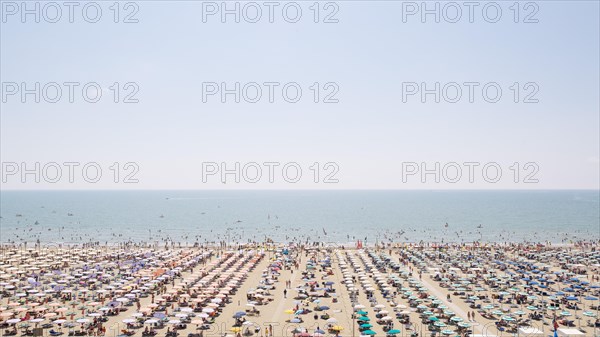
[
  {"x1": 358, "y1": 316, "x2": 370, "y2": 321},
  {"x1": 122, "y1": 319, "x2": 136, "y2": 324},
  {"x1": 428, "y1": 316, "x2": 439, "y2": 322},
  {"x1": 331, "y1": 326, "x2": 344, "y2": 331},
  {"x1": 434, "y1": 322, "x2": 446, "y2": 327},
  {"x1": 360, "y1": 324, "x2": 372, "y2": 328},
  {"x1": 356, "y1": 310, "x2": 368, "y2": 315},
  {"x1": 441, "y1": 329, "x2": 455, "y2": 335},
  {"x1": 0, "y1": 312, "x2": 15, "y2": 317},
  {"x1": 450, "y1": 317, "x2": 463, "y2": 322},
  {"x1": 362, "y1": 330, "x2": 376, "y2": 335},
  {"x1": 326, "y1": 318, "x2": 337, "y2": 323},
  {"x1": 387, "y1": 329, "x2": 401, "y2": 335},
  {"x1": 230, "y1": 327, "x2": 242, "y2": 332},
  {"x1": 583, "y1": 311, "x2": 597, "y2": 317},
  {"x1": 6, "y1": 318, "x2": 21, "y2": 324}
]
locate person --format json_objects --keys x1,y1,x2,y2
[{"x1": 284, "y1": 289, "x2": 287, "y2": 298}]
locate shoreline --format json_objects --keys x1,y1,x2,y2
[{"x1": 1, "y1": 240, "x2": 598, "y2": 249}]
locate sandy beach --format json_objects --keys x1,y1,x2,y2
[{"x1": 0, "y1": 242, "x2": 599, "y2": 337}]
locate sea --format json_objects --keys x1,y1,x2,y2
[{"x1": 0, "y1": 190, "x2": 598, "y2": 246}]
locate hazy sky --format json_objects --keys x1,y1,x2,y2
[{"x1": 1, "y1": 0, "x2": 599, "y2": 189}]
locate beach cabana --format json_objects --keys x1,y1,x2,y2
[{"x1": 557, "y1": 328, "x2": 584, "y2": 336}]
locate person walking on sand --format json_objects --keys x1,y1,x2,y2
[{"x1": 284, "y1": 289, "x2": 287, "y2": 298}]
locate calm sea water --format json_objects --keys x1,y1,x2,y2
[{"x1": 0, "y1": 190, "x2": 598, "y2": 245}]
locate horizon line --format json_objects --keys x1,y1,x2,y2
[{"x1": 1, "y1": 188, "x2": 599, "y2": 192}]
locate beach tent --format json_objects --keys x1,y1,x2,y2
[
  {"x1": 557, "y1": 328, "x2": 584, "y2": 336},
  {"x1": 518, "y1": 327, "x2": 544, "y2": 336}
]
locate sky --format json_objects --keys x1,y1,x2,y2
[{"x1": 1, "y1": 0, "x2": 599, "y2": 190}]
